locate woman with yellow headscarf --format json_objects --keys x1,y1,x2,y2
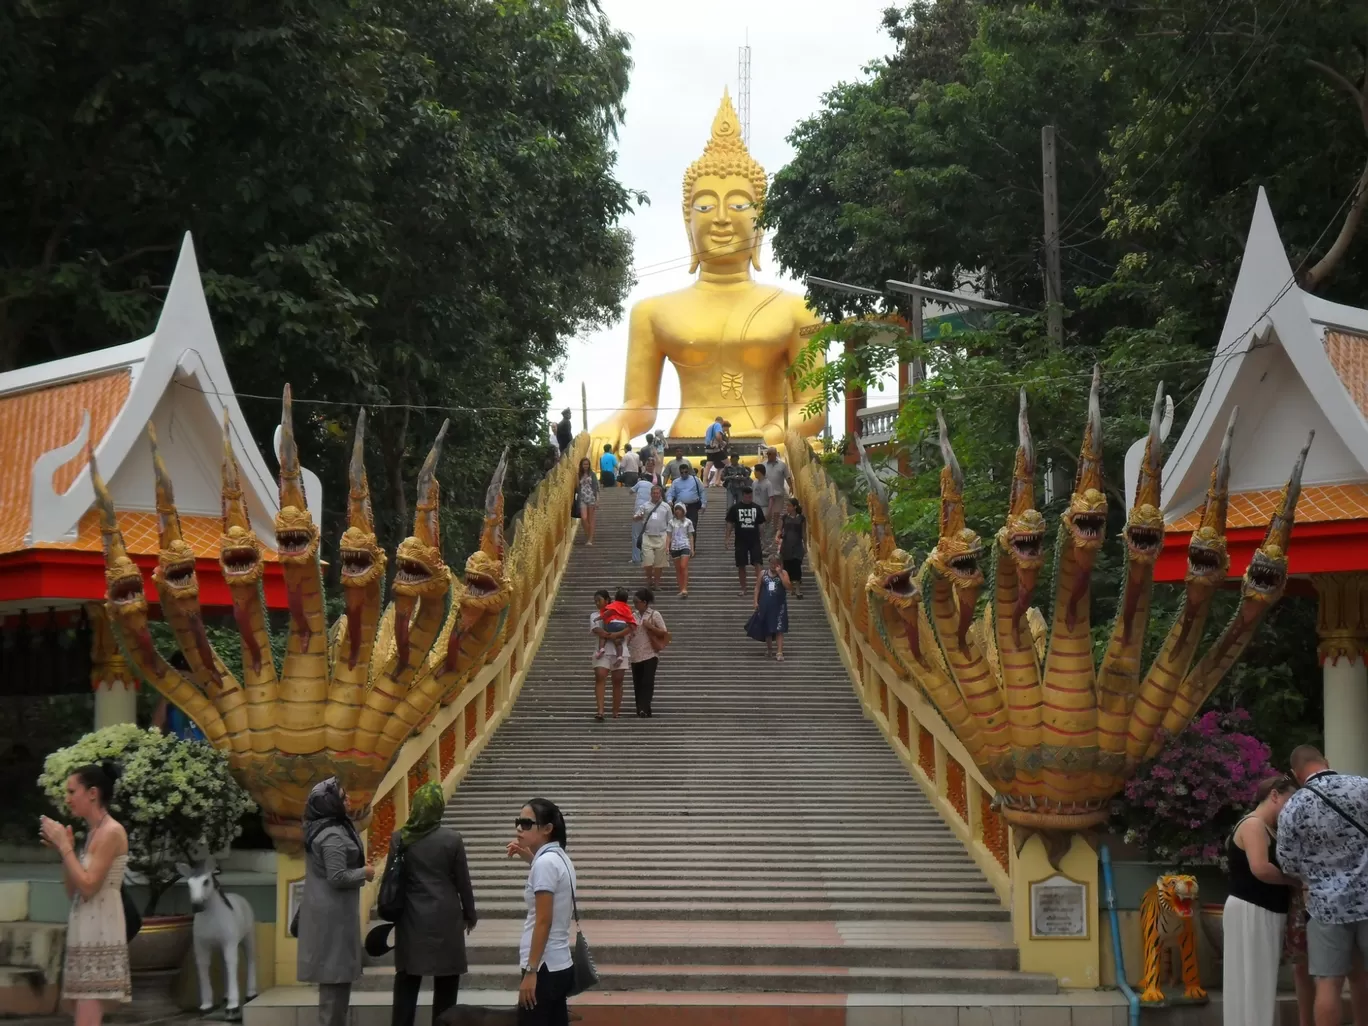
[{"x1": 388, "y1": 782, "x2": 479, "y2": 1026}]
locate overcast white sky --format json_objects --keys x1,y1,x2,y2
[{"x1": 548, "y1": 0, "x2": 901, "y2": 442}]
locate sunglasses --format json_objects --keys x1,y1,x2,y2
[{"x1": 513, "y1": 817, "x2": 539, "y2": 831}]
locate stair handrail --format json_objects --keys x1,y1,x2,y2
[
  {"x1": 358, "y1": 433, "x2": 590, "y2": 911},
  {"x1": 784, "y1": 431, "x2": 1012, "y2": 902}
]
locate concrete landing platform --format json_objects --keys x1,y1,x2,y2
[
  {"x1": 240, "y1": 987, "x2": 1360, "y2": 1026},
  {"x1": 243, "y1": 986, "x2": 1134, "y2": 1026}
]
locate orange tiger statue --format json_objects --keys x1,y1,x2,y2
[{"x1": 1139, "y1": 874, "x2": 1207, "y2": 1004}]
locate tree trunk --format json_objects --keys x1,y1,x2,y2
[{"x1": 1303, "y1": 157, "x2": 1368, "y2": 292}]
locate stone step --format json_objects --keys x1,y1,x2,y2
[
  {"x1": 363, "y1": 919, "x2": 1021, "y2": 971},
  {"x1": 347, "y1": 481, "x2": 1037, "y2": 1006},
  {"x1": 456, "y1": 866, "x2": 992, "y2": 882},
  {"x1": 355, "y1": 963, "x2": 1057, "y2": 995},
  {"x1": 440, "y1": 899, "x2": 1010, "y2": 921},
  {"x1": 246, "y1": 988, "x2": 1148, "y2": 1026}
]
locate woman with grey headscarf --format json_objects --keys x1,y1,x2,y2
[{"x1": 297, "y1": 778, "x2": 373, "y2": 1026}]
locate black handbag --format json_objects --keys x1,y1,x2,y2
[
  {"x1": 121, "y1": 886, "x2": 142, "y2": 941},
  {"x1": 377, "y1": 839, "x2": 407, "y2": 922},
  {"x1": 547, "y1": 849, "x2": 598, "y2": 996},
  {"x1": 571, "y1": 494, "x2": 582, "y2": 520}
]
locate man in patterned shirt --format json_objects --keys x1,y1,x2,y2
[{"x1": 1278, "y1": 744, "x2": 1368, "y2": 1026}]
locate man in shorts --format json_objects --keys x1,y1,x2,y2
[
  {"x1": 1278, "y1": 744, "x2": 1368, "y2": 1026},
  {"x1": 725, "y1": 484, "x2": 766, "y2": 595},
  {"x1": 635, "y1": 484, "x2": 672, "y2": 588},
  {"x1": 1285, "y1": 885, "x2": 1368, "y2": 1026}
]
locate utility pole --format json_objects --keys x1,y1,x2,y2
[
  {"x1": 896, "y1": 272, "x2": 923, "y2": 476},
  {"x1": 1041, "y1": 125, "x2": 1063, "y2": 344},
  {"x1": 581, "y1": 382, "x2": 588, "y2": 434}
]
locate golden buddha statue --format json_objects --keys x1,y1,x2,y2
[{"x1": 592, "y1": 90, "x2": 825, "y2": 451}]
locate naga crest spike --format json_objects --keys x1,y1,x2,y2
[
  {"x1": 481, "y1": 446, "x2": 509, "y2": 558},
  {"x1": 348, "y1": 409, "x2": 373, "y2": 534},
  {"x1": 1266, "y1": 431, "x2": 1314, "y2": 552},
  {"x1": 1074, "y1": 365, "x2": 1104, "y2": 495},
  {"x1": 1134, "y1": 381, "x2": 1165, "y2": 509},
  {"x1": 221, "y1": 409, "x2": 251, "y2": 533},
  {"x1": 936, "y1": 409, "x2": 967, "y2": 538},
  {"x1": 1200, "y1": 407, "x2": 1239, "y2": 534},
  {"x1": 413, "y1": 419, "x2": 450, "y2": 549},
  {"x1": 147, "y1": 422, "x2": 185, "y2": 547},
  {"x1": 89, "y1": 447, "x2": 130, "y2": 564},
  {"x1": 854, "y1": 434, "x2": 894, "y2": 559},
  {"x1": 278, "y1": 384, "x2": 308, "y2": 512},
  {"x1": 1009, "y1": 389, "x2": 1035, "y2": 516},
  {"x1": 1185, "y1": 406, "x2": 1238, "y2": 588}
]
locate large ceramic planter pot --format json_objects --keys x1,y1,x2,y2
[{"x1": 128, "y1": 914, "x2": 193, "y2": 972}]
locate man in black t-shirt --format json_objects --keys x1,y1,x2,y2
[{"x1": 725, "y1": 484, "x2": 767, "y2": 595}]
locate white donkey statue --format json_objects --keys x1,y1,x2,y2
[{"x1": 177, "y1": 857, "x2": 258, "y2": 1021}]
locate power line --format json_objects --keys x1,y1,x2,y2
[
  {"x1": 1061, "y1": 0, "x2": 1293, "y2": 246},
  {"x1": 1053, "y1": 0, "x2": 1239, "y2": 240}
]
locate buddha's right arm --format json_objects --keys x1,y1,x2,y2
[{"x1": 592, "y1": 302, "x2": 663, "y2": 449}]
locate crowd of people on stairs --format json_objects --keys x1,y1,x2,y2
[{"x1": 578, "y1": 429, "x2": 807, "y2": 713}]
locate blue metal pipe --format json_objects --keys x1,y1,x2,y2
[{"x1": 1101, "y1": 844, "x2": 1141, "y2": 1026}]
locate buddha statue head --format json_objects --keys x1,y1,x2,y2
[{"x1": 682, "y1": 89, "x2": 767, "y2": 275}]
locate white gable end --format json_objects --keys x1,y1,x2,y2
[{"x1": 1127, "y1": 188, "x2": 1368, "y2": 519}]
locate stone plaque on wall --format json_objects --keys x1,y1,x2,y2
[{"x1": 1030, "y1": 873, "x2": 1089, "y2": 939}]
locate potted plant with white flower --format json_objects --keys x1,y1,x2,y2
[{"x1": 40, "y1": 723, "x2": 256, "y2": 970}]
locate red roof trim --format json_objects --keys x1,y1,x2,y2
[
  {"x1": 0, "y1": 549, "x2": 289, "y2": 610},
  {"x1": 1154, "y1": 519, "x2": 1368, "y2": 582}
]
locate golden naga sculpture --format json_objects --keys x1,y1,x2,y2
[
  {"x1": 591, "y1": 90, "x2": 825, "y2": 450},
  {"x1": 800, "y1": 368, "x2": 1313, "y2": 852},
  {"x1": 93, "y1": 389, "x2": 517, "y2": 851}
]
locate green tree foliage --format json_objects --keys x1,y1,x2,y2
[
  {"x1": 0, "y1": 0, "x2": 638, "y2": 561},
  {"x1": 766, "y1": 0, "x2": 1368, "y2": 751}
]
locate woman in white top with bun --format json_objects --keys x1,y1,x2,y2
[{"x1": 507, "y1": 798, "x2": 577, "y2": 1025}]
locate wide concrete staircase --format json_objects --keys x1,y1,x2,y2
[{"x1": 359, "y1": 484, "x2": 1064, "y2": 1019}]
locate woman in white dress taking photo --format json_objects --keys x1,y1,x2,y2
[
  {"x1": 39, "y1": 761, "x2": 131, "y2": 1026},
  {"x1": 507, "y1": 798, "x2": 577, "y2": 1026}
]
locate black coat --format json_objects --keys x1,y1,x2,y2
[{"x1": 390, "y1": 827, "x2": 478, "y2": 977}]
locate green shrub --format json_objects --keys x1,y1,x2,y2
[{"x1": 39, "y1": 725, "x2": 255, "y2": 914}]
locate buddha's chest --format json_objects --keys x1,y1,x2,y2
[{"x1": 653, "y1": 290, "x2": 794, "y2": 371}]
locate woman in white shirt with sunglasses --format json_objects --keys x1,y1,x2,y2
[{"x1": 507, "y1": 798, "x2": 576, "y2": 1025}]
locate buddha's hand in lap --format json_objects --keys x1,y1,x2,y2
[{"x1": 589, "y1": 413, "x2": 638, "y2": 454}]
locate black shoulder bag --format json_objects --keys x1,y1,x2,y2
[
  {"x1": 377, "y1": 837, "x2": 408, "y2": 922},
  {"x1": 546, "y1": 849, "x2": 599, "y2": 996}
]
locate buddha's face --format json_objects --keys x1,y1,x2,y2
[{"x1": 688, "y1": 174, "x2": 760, "y2": 271}]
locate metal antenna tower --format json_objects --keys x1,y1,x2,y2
[{"x1": 737, "y1": 34, "x2": 752, "y2": 144}]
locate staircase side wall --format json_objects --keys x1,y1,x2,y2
[
  {"x1": 785, "y1": 434, "x2": 1013, "y2": 904},
  {"x1": 356, "y1": 434, "x2": 589, "y2": 916}
]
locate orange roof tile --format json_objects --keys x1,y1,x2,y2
[
  {"x1": 1325, "y1": 330, "x2": 1368, "y2": 418},
  {"x1": 1168, "y1": 483, "x2": 1368, "y2": 532},
  {"x1": 0, "y1": 371, "x2": 131, "y2": 555},
  {"x1": 32, "y1": 509, "x2": 279, "y2": 562}
]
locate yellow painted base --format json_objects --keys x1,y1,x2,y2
[
  {"x1": 1012, "y1": 833, "x2": 1101, "y2": 989},
  {"x1": 273, "y1": 852, "x2": 305, "y2": 987}
]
